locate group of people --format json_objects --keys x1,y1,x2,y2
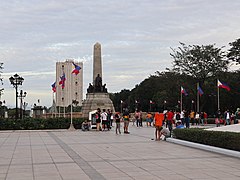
[
  {"x1": 95, "y1": 108, "x2": 114, "y2": 131},
  {"x1": 82, "y1": 107, "x2": 240, "y2": 141},
  {"x1": 92, "y1": 108, "x2": 130, "y2": 134},
  {"x1": 215, "y1": 108, "x2": 240, "y2": 127},
  {"x1": 153, "y1": 110, "x2": 209, "y2": 141},
  {"x1": 133, "y1": 110, "x2": 153, "y2": 127}
]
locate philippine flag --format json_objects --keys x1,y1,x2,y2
[
  {"x1": 72, "y1": 62, "x2": 81, "y2": 75},
  {"x1": 181, "y1": 86, "x2": 188, "y2": 96},
  {"x1": 197, "y1": 86, "x2": 204, "y2": 96},
  {"x1": 59, "y1": 73, "x2": 66, "y2": 89},
  {"x1": 51, "y1": 82, "x2": 56, "y2": 92},
  {"x1": 217, "y1": 80, "x2": 230, "y2": 91}
]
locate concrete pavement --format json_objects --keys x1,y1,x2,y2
[{"x1": 0, "y1": 124, "x2": 240, "y2": 180}]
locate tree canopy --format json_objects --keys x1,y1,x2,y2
[
  {"x1": 227, "y1": 38, "x2": 240, "y2": 63},
  {"x1": 108, "y1": 38, "x2": 240, "y2": 116},
  {"x1": 170, "y1": 42, "x2": 229, "y2": 82}
]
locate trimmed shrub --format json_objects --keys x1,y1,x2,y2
[
  {"x1": 0, "y1": 118, "x2": 85, "y2": 130},
  {"x1": 173, "y1": 128, "x2": 240, "y2": 151}
]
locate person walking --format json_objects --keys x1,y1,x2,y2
[
  {"x1": 195, "y1": 112, "x2": 200, "y2": 126},
  {"x1": 101, "y1": 109, "x2": 108, "y2": 131},
  {"x1": 224, "y1": 110, "x2": 231, "y2": 125},
  {"x1": 190, "y1": 110, "x2": 195, "y2": 126},
  {"x1": 185, "y1": 110, "x2": 190, "y2": 128},
  {"x1": 123, "y1": 108, "x2": 130, "y2": 134},
  {"x1": 107, "y1": 109, "x2": 112, "y2": 129},
  {"x1": 96, "y1": 108, "x2": 101, "y2": 131},
  {"x1": 135, "y1": 110, "x2": 141, "y2": 127},
  {"x1": 115, "y1": 112, "x2": 121, "y2": 134},
  {"x1": 166, "y1": 110, "x2": 174, "y2": 136},
  {"x1": 146, "y1": 112, "x2": 153, "y2": 127}
]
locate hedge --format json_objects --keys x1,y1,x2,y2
[
  {"x1": 0, "y1": 117, "x2": 85, "y2": 130},
  {"x1": 173, "y1": 128, "x2": 240, "y2": 152}
]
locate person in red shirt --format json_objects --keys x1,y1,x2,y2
[
  {"x1": 204, "y1": 112, "x2": 208, "y2": 125},
  {"x1": 166, "y1": 110, "x2": 174, "y2": 136}
]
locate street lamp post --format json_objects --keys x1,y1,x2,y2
[
  {"x1": 23, "y1": 102, "x2": 28, "y2": 119},
  {"x1": 9, "y1": 74, "x2": 24, "y2": 120},
  {"x1": 18, "y1": 90, "x2": 27, "y2": 119},
  {"x1": 163, "y1": 100, "x2": 167, "y2": 111}
]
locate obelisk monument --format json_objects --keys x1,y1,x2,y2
[
  {"x1": 93, "y1": 42, "x2": 102, "y2": 86},
  {"x1": 81, "y1": 42, "x2": 115, "y2": 118}
]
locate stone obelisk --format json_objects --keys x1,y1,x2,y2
[
  {"x1": 81, "y1": 42, "x2": 115, "y2": 118},
  {"x1": 93, "y1": 42, "x2": 102, "y2": 86}
]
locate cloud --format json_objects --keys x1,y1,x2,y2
[{"x1": 1, "y1": 0, "x2": 240, "y2": 108}]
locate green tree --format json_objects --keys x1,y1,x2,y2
[
  {"x1": 227, "y1": 38, "x2": 240, "y2": 63},
  {"x1": 170, "y1": 42, "x2": 229, "y2": 83}
]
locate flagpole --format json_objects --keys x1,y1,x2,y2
[
  {"x1": 62, "y1": 88, "x2": 65, "y2": 118},
  {"x1": 68, "y1": 62, "x2": 76, "y2": 131},
  {"x1": 150, "y1": 101, "x2": 152, "y2": 112},
  {"x1": 52, "y1": 92, "x2": 54, "y2": 118},
  {"x1": 197, "y1": 82, "x2": 199, "y2": 112},
  {"x1": 217, "y1": 80, "x2": 220, "y2": 110},
  {"x1": 180, "y1": 87, "x2": 183, "y2": 112}
]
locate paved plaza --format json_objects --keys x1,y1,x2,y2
[{"x1": 0, "y1": 124, "x2": 240, "y2": 180}]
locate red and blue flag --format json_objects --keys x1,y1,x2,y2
[
  {"x1": 51, "y1": 82, "x2": 56, "y2": 92},
  {"x1": 72, "y1": 62, "x2": 81, "y2": 75},
  {"x1": 181, "y1": 86, "x2": 188, "y2": 96},
  {"x1": 197, "y1": 86, "x2": 204, "y2": 96},
  {"x1": 59, "y1": 73, "x2": 66, "y2": 89},
  {"x1": 218, "y1": 80, "x2": 230, "y2": 91}
]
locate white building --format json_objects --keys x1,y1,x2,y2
[{"x1": 56, "y1": 59, "x2": 83, "y2": 107}]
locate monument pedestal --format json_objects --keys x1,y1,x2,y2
[{"x1": 81, "y1": 93, "x2": 115, "y2": 118}]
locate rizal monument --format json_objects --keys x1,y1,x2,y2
[{"x1": 81, "y1": 42, "x2": 115, "y2": 118}]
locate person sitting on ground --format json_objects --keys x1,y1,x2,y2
[
  {"x1": 160, "y1": 127, "x2": 170, "y2": 140},
  {"x1": 82, "y1": 120, "x2": 90, "y2": 131}
]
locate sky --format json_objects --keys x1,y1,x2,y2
[{"x1": 0, "y1": 0, "x2": 240, "y2": 109}]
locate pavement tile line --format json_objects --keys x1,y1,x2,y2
[
  {"x1": 48, "y1": 132, "x2": 106, "y2": 180},
  {"x1": 4, "y1": 133, "x2": 22, "y2": 180}
]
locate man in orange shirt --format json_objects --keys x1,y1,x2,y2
[{"x1": 154, "y1": 112, "x2": 164, "y2": 141}]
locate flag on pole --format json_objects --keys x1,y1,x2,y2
[
  {"x1": 51, "y1": 82, "x2": 56, "y2": 92},
  {"x1": 59, "y1": 73, "x2": 66, "y2": 89},
  {"x1": 197, "y1": 86, "x2": 204, "y2": 96},
  {"x1": 217, "y1": 80, "x2": 230, "y2": 91},
  {"x1": 72, "y1": 62, "x2": 81, "y2": 75},
  {"x1": 181, "y1": 86, "x2": 188, "y2": 96}
]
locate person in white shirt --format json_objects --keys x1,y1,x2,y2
[
  {"x1": 101, "y1": 109, "x2": 108, "y2": 131},
  {"x1": 224, "y1": 110, "x2": 230, "y2": 125}
]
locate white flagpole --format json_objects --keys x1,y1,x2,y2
[
  {"x1": 217, "y1": 80, "x2": 220, "y2": 110},
  {"x1": 69, "y1": 63, "x2": 76, "y2": 131},
  {"x1": 52, "y1": 92, "x2": 54, "y2": 118},
  {"x1": 197, "y1": 82, "x2": 199, "y2": 112},
  {"x1": 180, "y1": 87, "x2": 183, "y2": 112},
  {"x1": 70, "y1": 72, "x2": 73, "y2": 125}
]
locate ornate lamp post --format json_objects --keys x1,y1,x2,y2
[
  {"x1": 9, "y1": 74, "x2": 24, "y2": 120},
  {"x1": 18, "y1": 90, "x2": 27, "y2": 119}
]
